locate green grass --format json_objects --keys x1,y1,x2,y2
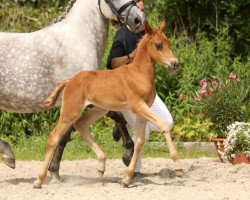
[
  {"x1": 1, "y1": 117, "x2": 217, "y2": 161},
  {"x1": 8, "y1": 134, "x2": 217, "y2": 161}
]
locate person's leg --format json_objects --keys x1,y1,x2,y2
[{"x1": 147, "y1": 94, "x2": 174, "y2": 131}]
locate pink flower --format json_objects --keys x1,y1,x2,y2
[
  {"x1": 202, "y1": 82, "x2": 208, "y2": 88},
  {"x1": 208, "y1": 87, "x2": 214, "y2": 95},
  {"x1": 199, "y1": 88, "x2": 207, "y2": 95},
  {"x1": 200, "y1": 79, "x2": 208, "y2": 87},
  {"x1": 228, "y1": 73, "x2": 237, "y2": 79}
]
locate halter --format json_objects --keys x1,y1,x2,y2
[{"x1": 98, "y1": 0, "x2": 137, "y2": 24}]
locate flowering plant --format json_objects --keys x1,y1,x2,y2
[
  {"x1": 219, "y1": 122, "x2": 250, "y2": 162},
  {"x1": 195, "y1": 73, "x2": 249, "y2": 138}
]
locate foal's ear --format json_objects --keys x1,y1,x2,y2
[
  {"x1": 145, "y1": 21, "x2": 153, "y2": 35},
  {"x1": 159, "y1": 20, "x2": 167, "y2": 32}
]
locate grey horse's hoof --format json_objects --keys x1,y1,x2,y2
[
  {"x1": 2, "y1": 155, "x2": 15, "y2": 169},
  {"x1": 122, "y1": 148, "x2": 134, "y2": 167},
  {"x1": 175, "y1": 169, "x2": 184, "y2": 177},
  {"x1": 50, "y1": 171, "x2": 61, "y2": 181}
]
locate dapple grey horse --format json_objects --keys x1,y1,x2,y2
[{"x1": 0, "y1": 0, "x2": 145, "y2": 175}]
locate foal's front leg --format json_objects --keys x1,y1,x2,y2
[
  {"x1": 133, "y1": 102, "x2": 183, "y2": 177},
  {"x1": 122, "y1": 116, "x2": 147, "y2": 187}
]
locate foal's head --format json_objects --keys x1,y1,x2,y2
[{"x1": 144, "y1": 21, "x2": 179, "y2": 71}]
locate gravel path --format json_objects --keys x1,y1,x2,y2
[{"x1": 0, "y1": 158, "x2": 249, "y2": 200}]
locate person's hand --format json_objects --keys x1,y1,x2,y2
[{"x1": 129, "y1": 49, "x2": 136, "y2": 60}]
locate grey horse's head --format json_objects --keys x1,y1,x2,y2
[{"x1": 99, "y1": 0, "x2": 146, "y2": 32}]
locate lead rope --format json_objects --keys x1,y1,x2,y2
[{"x1": 123, "y1": 28, "x2": 132, "y2": 63}]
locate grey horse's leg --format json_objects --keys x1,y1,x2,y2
[
  {"x1": 0, "y1": 139, "x2": 15, "y2": 169},
  {"x1": 106, "y1": 111, "x2": 134, "y2": 167},
  {"x1": 48, "y1": 126, "x2": 73, "y2": 180}
]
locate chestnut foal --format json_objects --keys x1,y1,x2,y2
[{"x1": 34, "y1": 21, "x2": 183, "y2": 188}]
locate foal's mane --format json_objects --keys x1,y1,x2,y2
[
  {"x1": 53, "y1": 0, "x2": 77, "y2": 23},
  {"x1": 132, "y1": 28, "x2": 158, "y2": 61}
]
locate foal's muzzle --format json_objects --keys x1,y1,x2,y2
[{"x1": 165, "y1": 59, "x2": 180, "y2": 72}]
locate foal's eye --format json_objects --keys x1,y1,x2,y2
[{"x1": 155, "y1": 43, "x2": 163, "y2": 51}]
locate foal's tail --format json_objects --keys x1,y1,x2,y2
[{"x1": 42, "y1": 80, "x2": 69, "y2": 108}]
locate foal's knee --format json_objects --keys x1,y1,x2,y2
[
  {"x1": 47, "y1": 134, "x2": 59, "y2": 149},
  {"x1": 135, "y1": 138, "x2": 145, "y2": 150},
  {"x1": 157, "y1": 119, "x2": 171, "y2": 133}
]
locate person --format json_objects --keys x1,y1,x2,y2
[{"x1": 107, "y1": 0, "x2": 174, "y2": 178}]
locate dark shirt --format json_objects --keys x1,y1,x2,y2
[{"x1": 107, "y1": 25, "x2": 144, "y2": 69}]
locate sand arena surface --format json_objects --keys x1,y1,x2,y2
[{"x1": 0, "y1": 158, "x2": 249, "y2": 200}]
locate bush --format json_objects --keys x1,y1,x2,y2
[
  {"x1": 146, "y1": 0, "x2": 250, "y2": 59},
  {"x1": 0, "y1": 0, "x2": 249, "y2": 143},
  {"x1": 194, "y1": 74, "x2": 250, "y2": 137}
]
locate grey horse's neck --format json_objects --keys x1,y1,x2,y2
[
  {"x1": 0, "y1": 0, "x2": 109, "y2": 112},
  {"x1": 48, "y1": 0, "x2": 109, "y2": 79}
]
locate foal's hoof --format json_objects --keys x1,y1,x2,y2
[
  {"x1": 33, "y1": 180, "x2": 42, "y2": 189},
  {"x1": 122, "y1": 181, "x2": 129, "y2": 188},
  {"x1": 2, "y1": 155, "x2": 15, "y2": 169},
  {"x1": 175, "y1": 169, "x2": 184, "y2": 177},
  {"x1": 122, "y1": 177, "x2": 131, "y2": 188},
  {"x1": 98, "y1": 169, "x2": 105, "y2": 177}
]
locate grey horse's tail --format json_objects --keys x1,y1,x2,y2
[{"x1": 42, "y1": 80, "x2": 69, "y2": 108}]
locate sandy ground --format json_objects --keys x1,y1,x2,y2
[{"x1": 0, "y1": 158, "x2": 249, "y2": 200}]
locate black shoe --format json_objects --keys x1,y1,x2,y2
[
  {"x1": 112, "y1": 123, "x2": 122, "y2": 141},
  {"x1": 122, "y1": 148, "x2": 134, "y2": 167},
  {"x1": 132, "y1": 172, "x2": 143, "y2": 179}
]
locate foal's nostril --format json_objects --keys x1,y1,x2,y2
[
  {"x1": 134, "y1": 18, "x2": 140, "y2": 25},
  {"x1": 172, "y1": 61, "x2": 179, "y2": 70}
]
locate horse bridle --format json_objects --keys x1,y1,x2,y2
[{"x1": 98, "y1": 0, "x2": 137, "y2": 24}]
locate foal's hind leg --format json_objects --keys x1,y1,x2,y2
[
  {"x1": 48, "y1": 126, "x2": 74, "y2": 181},
  {"x1": 74, "y1": 106, "x2": 108, "y2": 176},
  {"x1": 0, "y1": 140, "x2": 15, "y2": 169},
  {"x1": 34, "y1": 119, "x2": 73, "y2": 188},
  {"x1": 34, "y1": 97, "x2": 84, "y2": 188}
]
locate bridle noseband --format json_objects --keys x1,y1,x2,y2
[{"x1": 98, "y1": 0, "x2": 137, "y2": 24}]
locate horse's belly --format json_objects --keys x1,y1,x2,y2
[{"x1": 0, "y1": 83, "x2": 61, "y2": 113}]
